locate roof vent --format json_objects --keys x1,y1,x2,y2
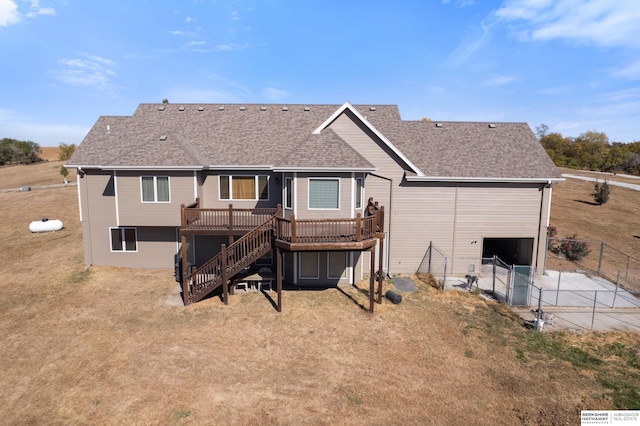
[
  {"x1": 369, "y1": 107, "x2": 376, "y2": 111},
  {"x1": 488, "y1": 123, "x2": 496, "y2": 129},
  {"x1": 158, "y1": 106, "x2": 165, "y2": 111},
  {"x1": 261, "y1": 106, "x2": 267, "y2": 111},
  {"x1": 218, "y1": 106, "x2": 225, "y2": 111},
  {"x1": 304, "y1": 106, "x2": 310, "y2": 111},
  {"x1": 198, "y1": 106, "x2": 204, "y2": 111},
  {"x1": 239, "y1": 106, "x2": 246, "y2": 111},
  {"x1": 159, "y1": 135, "x2": 167, "y2": 141},
  {"x1": 178, "y1": 106, "x2": 185, "y2": 111},
  {"x1": 282, "y1": 106, "x2": 288, "y2": 111},
  {"x1": 435, "y1": 123, "x2": 443, "y2": 128}
]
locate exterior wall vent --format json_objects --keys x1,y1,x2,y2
[
  {"x1": 160, "y1": 135, "x2": 167, "y2": 141},
  {"x1": 488, "y1": 124, "x2": 496, "y2": 128},
  {"x1": 218, "y1": 106, "x2": 225, "y2": 111},
  {"x1": 158, "y1": 106, "x2": 165, "y2": 111},
  {"x1": 261, "y1": 106, "x2": 267, "y2": 111},
  {"x1": 178, "y1": 106, "x2": 185, "y2": 111},
  {"x1": 198, "y1": 106, "x2": 204, "y2": 111},
  {"x1": 435, "y1": 123, "x2": 443, "y2": 128}
]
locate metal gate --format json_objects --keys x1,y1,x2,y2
[{"x1": 510, "y1": 265, "x2": 533, "y2": 306}]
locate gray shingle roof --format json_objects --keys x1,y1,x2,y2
[
  {"x1": 68, "y1": 102, "x2": 561, "y2": 180},
  {"x1": 366, "y1": 119, "x2": 562, "y2": 180}
]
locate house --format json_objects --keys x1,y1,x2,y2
[{"x1": 66, "y1": 101, "x2": 563, "y2": 309}]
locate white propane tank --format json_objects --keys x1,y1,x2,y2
[{"x1": 29, "y1": 218, "x2": 64, "y2": 233}]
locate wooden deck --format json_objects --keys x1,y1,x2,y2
[
  {"x1": 180, "y1": 200, "x2": 383, "y2": 250},
  {"x1": 179, "y1": 200, "x2": 386, "y2": 310}
]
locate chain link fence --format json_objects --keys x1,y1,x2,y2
[
  {"x1": 418, "y1": 241, "x2": 640, "y2": 331},
  {"x1": 545, "y1": 237, "x2": 640, "y2": 294}
]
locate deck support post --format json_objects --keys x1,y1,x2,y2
[
  {"x1": 377, "y1": 233, "x2": 384, "y2": 304},
  {"x1": 181, "y1": 231, "x2": 190, "y2": 306},
  {"x1": 377, "y1": 207, "x2": 385, "y2": 303},
  {"x1": 277, "y1": 246, "x2": 283, "y2": 312},
  {"x1": 221, "y1": 244, "x2": 228, "y2": 305},
  {"x1": 369, "y1": 246, "x2": 375, "y2": 313}
]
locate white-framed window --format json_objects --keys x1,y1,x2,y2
[
  {"x1": 308, "y1": 178, "x2": 339, "y2": 210},
  {"x1": 141, "y1": 176, "x2": 170, "y2": 203},
  {"x1": 219, "y1": 175, "x2": 269, "y2": 201},
  {"x1": 328, "y1": 251, "x2": 347, "y2": 279},
  {"x1": 355, "y1": 177, "x2": 363, "y2": 210},
  {"x1": 110, "y1": 227, "x2": 137, "y2": 252},
  {"x1": 298, "y1": 252, "x2": 319, "y2": 279},
  {"x1": 285, "y1": 177, "x2": 293, "y2": 210}
]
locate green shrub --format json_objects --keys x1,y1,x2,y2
[{"x1": 592, "y1": 180, "x2": 610, "y2": 205}]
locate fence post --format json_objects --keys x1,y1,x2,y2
[
  {"x1": 506, "y1": 268, "x2": 512, "y2": 305},
  {"x1": 492, "y1": 255, "x2": 497, "y2": 294},
  {"x1": 597, "y1": 240, "x2": 605, "y2": 276},
  {"x1": 443, "y1": 256, "x2": 448, "y2": 291},
  {"x1": 613, "y1": 271, "x2": 621, "y2": 308},
  {"x1": 591, "y1": 291, "x2": 598, "y2": 331},
  {"x1": 536, "y1": 287, "x2": 543, "y2": 331},
  {"x1": 428, "y1": 241, "x2": 433, "y2": 273},
  {"x1": 555, "y1": 269, "x2": 561, "y2": 307},
  {"x1": 625, "y1": 256, "x2": 630, "y2": 289}
]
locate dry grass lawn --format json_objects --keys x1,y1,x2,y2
[
  {"x1": 547, "y1": 174, "x2": 640, "y2": 290},
  {"x1": 1, "y1": 163, "x2": 640, "y2": 425}
]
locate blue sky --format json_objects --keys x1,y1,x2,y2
[{"x1": 1, "y1": 0, "x2": 639, "y2": 146}]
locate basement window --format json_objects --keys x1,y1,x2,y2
[{"x1": 110, "y1": 227, "x2": 137, "y2": 252}]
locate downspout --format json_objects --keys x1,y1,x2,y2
[{"x1": 534, "y1": 181, "x2": 551, "y2": 274}]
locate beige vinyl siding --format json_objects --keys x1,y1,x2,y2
[
  {"x1": 96, "y1": 226, "x2": 179, "y2": 269},
  {"x1": 116, "y1": 171, "x2": 196, "y2": 227},
  {"x1": 452, "y1": 184, "x2": 542, "y2": 274},
  {"x1": 388, "y1": 183, "x2": 544, "y2": 274},
  {"x1": 83, "y1": 170, "x2": 118, "y2": 266},
  {"x1": 329, "y1": 111, "x2": 405, "y2": 274}
]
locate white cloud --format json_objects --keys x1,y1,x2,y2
[
  {"x1": 51, "y1": 55, "x2": 117, "y2": 89},
  {"x1": 610, "y1": 60, "x2": 640, "y2": 80},
  {"x1": 495, "y1": 0, "x2": 640, "y2": 49},
  {"x1": 447, "y1": 21, "x2": 492, "y2": 66},
  {"x1": 0, "y1": 0, "x2": 19, "y2": 26},
  {"x1": 0, "y1": 0, "x2": 54, "y2": 26},
  {"x1": 261, "y1": 87, "x2": 288, "y2": 101},
  {"x1": 484, "y1": 75, "x2": 518, "y2": 86},
  {"x1": 27, "y1": 0, "x2": 55, "y2": 18}
]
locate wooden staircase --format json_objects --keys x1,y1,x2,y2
[{"x1": 184, "y1": 214, "x2": 278, "y2": 305}]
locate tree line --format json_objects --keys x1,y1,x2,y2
[
  {"x1": 0, "y1": 139, "x2": 77, "y2": 166},
  {"x1": 0, "y1": 138, "x2": 42, "y2": 166},
  {"x1": 536, "y1": 125, "x2": 640, "y2": 175}
]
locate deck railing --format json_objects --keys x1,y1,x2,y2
[
  {"x1": 181, "y1": 201, "x2": 278, "y2": 231},
  {"x1": 276, "y1": 212, "x2": 381, "y2": 244},
  {"x1": 180, "y1": 201, "x2": 384, "y2": 244}
]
